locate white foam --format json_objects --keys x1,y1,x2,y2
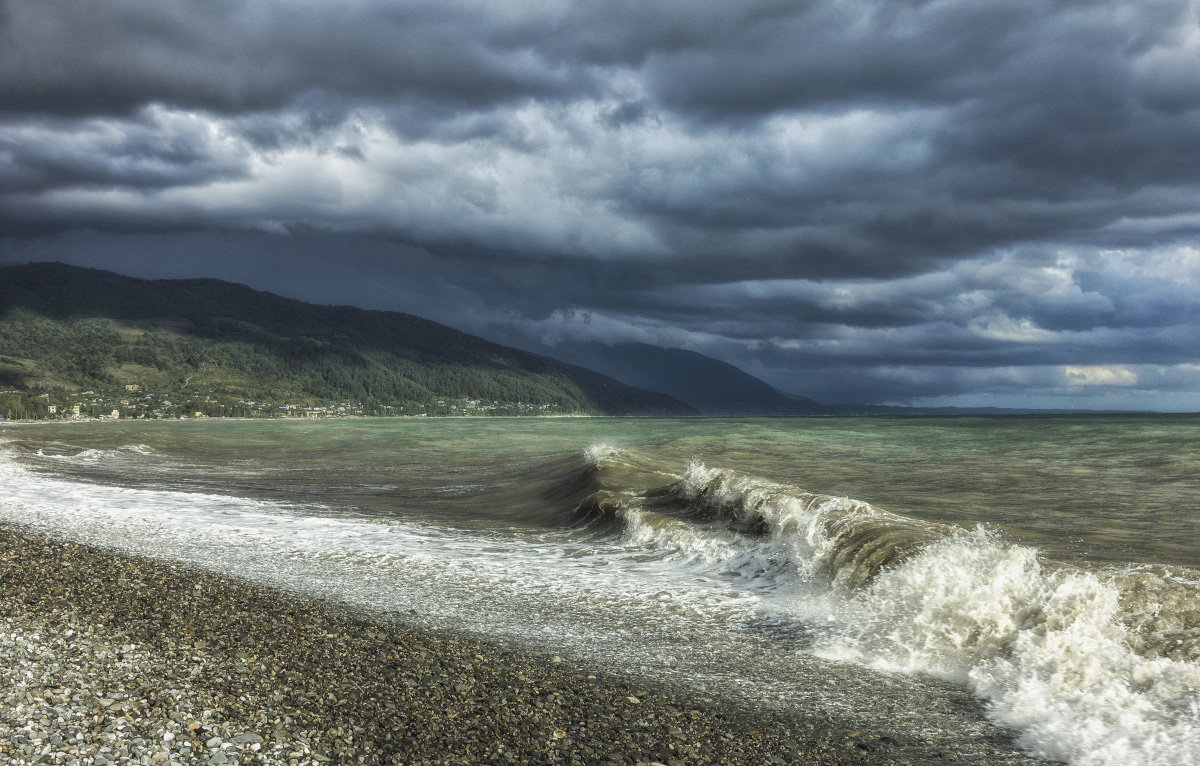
[
  {"x1": 33, "y1": 443, "x2": 156, "y2": 461},
  {"x1": 0, "y1": 451, "x2": 766, "y2": 637},
  {"x1": 667, "y1": 460, "x2": 921, "y2": 587},
  {"x1": 651, "y1": 462, "x2": 1200, "y2": 765},
  {"x1": 815, "y1": 531, "x2": 1200, "y2": 765},
  {"x1": 584, "y1": 442, "x2": 625, "y2": 464}
]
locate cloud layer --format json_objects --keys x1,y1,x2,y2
[{"x1": 3, "y1": 0, "x2": 1200, "y2": 407}]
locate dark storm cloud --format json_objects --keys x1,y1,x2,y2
[
  {"x1": 3, "y1": 0, "x2": 1200, "y2": 407},
  {"x1": 0, "y1": 1, "x2": 584, "y2": 118},
  {"x1": 564, "y1": 0, "x2": 1022, "y2": 114}
]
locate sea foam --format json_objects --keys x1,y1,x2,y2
[{"x1": 642, "y1": 460, "x2": 1200, "y2": 765}]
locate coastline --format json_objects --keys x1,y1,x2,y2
[
  {"x1": 0, "y1": 414, "x2": 607, "y2": 426},
  {"x1": 0, "y1": 523, "x2": 1048, "y2": 766}
]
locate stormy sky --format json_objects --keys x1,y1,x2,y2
[{"x1": 3, "y1": 0, "x2": 1200, "y2": 409}]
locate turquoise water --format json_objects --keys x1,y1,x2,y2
[{"x1": 3, "y1": 415, "x2": 1200, "y2": 765}]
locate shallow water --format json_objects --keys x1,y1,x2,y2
[{"x1": 3, "y1": 415, "x2": 1199, "y2": 765}]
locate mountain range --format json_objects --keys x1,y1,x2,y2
[{"x1": 0, "y1": 263, "x2": 697, "y2": 418}]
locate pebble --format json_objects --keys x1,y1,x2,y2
[{"x1": 0, "y1": 523, "x2": 1045, "y2": 766}]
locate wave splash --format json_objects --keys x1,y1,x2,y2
[{"x1": 569, "y1": 449, "x2": 1200, "y2": 766}]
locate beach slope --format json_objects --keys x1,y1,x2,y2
[{"x1": 0, "y1": 524, "x2": 1044, "y2": 765}]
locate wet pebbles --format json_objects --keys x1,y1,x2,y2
[{"x1": 0, "y1": 525, "x2": 1047, "y2": 765}]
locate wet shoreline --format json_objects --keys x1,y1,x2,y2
[{"x1": 0, "y1": 523, "x2": 1048, "y2": 765}]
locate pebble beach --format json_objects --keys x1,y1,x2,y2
[{"x1": 0, "y1": 523, "x2": 1047, "y2": 766}]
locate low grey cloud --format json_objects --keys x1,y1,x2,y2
[
  {"x1": 0, "y1": 109, "x2": 249, "y2": 196},
  {"x1": 3, "y1": 0, "x2": 1200, "y2": 408}
]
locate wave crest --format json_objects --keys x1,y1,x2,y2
[{"x1": 555, "y1": 452, "x2": 1200, "y2": 765}]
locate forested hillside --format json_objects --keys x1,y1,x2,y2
[{"x1": 0, "y1": 263, "x2": 695, "y2": 419}]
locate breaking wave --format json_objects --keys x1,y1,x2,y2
[{"x1": 562, "y1": 448, "x2": 1200, "y2": 766}]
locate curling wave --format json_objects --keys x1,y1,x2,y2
[{"x1": 557, "y1": 450, "x2": 1200, "y2": 766}]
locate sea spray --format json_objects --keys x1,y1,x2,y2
[
  {"x1": 629, "y1": 459, "x2": 1200, "y2": 765},
  {"x1": 846, "y1": 541, "x2": 1200, "y2": 765},
  {"x1": 670, "y1": 460, "x2": 944, "y2": 588}
]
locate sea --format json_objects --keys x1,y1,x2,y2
[{"x1": 2, "y1": 415, "x2": 1199, "y2": 765}]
